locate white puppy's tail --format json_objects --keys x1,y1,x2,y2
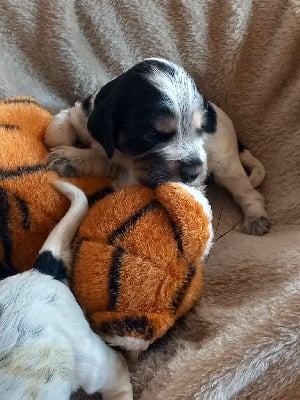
[
  {"x1": 33, "y1": 181, "x2": 89, "y2": 280},
  {"x1": 239, "y1": 146, "x2": 266, "y2": 188}
]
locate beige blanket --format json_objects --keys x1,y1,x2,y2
[{"x1": 0, "y1": 1, "x2": 299, "y2": 399}]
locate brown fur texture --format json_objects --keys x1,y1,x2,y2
[
  {"x1": 0, "y1": 1, "x2": 299, "y2": 398},
  {"x1": 0, "y1": 97, "x2": 212, "y2": 347}
]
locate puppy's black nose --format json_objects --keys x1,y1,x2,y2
[{"x1": 180, "y1": 159, "x2": 202, "y2": 183}]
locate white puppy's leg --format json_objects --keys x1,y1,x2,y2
[
  {"x1": 45, "y1": 108, "x2": 87, "y2": 176},
  {"x1": 45, "y1": 105, "x2": 129, "y2": 180},
  {"x1": 239, "y1": 148, "x2": 266, "y2": 188},
  {"x1": 75, "y1": 332, "x2": 133, "y2": 400},
  {"x1": 100, "y1": 352, "x2": 133, "y2": 400},
  {"x1": 45, "y1": 109, "x2": 79, "y2": 148},
  {"x1": 211, "y1": 154, "x2": 270, "y2": 235},
  {"x1": 47, "y1": 146, "x2": 108, "y2": 177},
  {"x1": 45, "y1": 104, "x2": 107, "y2": 176},
  {"x1": 206, "y1": 103, "x2": 270, "y2": 235}
]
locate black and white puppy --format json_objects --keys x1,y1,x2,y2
[
  {"x1": 0, "y1": 181, "x2": 133, "y2": 400},
  {"x1": 45, "y1": 58, "x2": 270, "y2": 235}
]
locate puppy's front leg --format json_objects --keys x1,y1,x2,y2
[
  {"x1": 47, "y1": 146, "x2": 122, "y2": 178},
  {"x1": 211, "y1": 154, "x2": 270, "y2": 235},
  {"x1": 45, "y1": 108, "x2": 80, "y2": 148},
  {"x1": 76, "y1": 330, "x2": 133, "y2": 400},
  {"x1": 45, "y1": 106, "x2": 107, "y2": 176}
]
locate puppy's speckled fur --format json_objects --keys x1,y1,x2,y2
[{"x1": 45, "y1": 59, "x2": 269, "y2": 235}]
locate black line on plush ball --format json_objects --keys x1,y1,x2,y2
[
  {"x1": 171, "y1": 264, "x2": 196, "y2": 311},
  {"x1": 100, "y1": 316, "x2": 154, "y2": 340},
  {"x1": 0, "y1": 164, "x2": 46, "y2": 179},
  {"x1": 3, "y1": 98, "x2": 42, "y2": 108},
  {"x1": 108, "y1": 200, "x2": 160, "y2": 245},
  {"x1": 108, "y1": 247, "x2": 125, "y2": 310},
  {"x1": 13, "y1": 194, "x2": 30, "y2": 230},
  {"x1": 0, "y1": 124, "x2": 20, "y2": 130},
  {"x1": 0, "y1": 188, "x2": 13, "y2": 271},
  {"x1": 87, "y1": 187, "x2": 114, "y2": 207}
]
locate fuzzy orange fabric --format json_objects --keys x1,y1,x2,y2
[
  {"x1": 0, "y1": 97, "x2": 212, "y2": 349},
  {"x1": 0, "y1": 97, "x2": 112, "y2": 271},
  {"x1": 74, "y1": 184, "x2": 209, "y2": 344}
]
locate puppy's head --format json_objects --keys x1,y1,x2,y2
[{"x1": 85, "y1": 58, "x2": 216, "y2": 187}]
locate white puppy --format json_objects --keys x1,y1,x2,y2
[{"x1": 0, "y1": 181, "x2": 133, "y2": 400}]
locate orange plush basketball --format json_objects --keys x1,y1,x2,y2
[{"x1": 0, "y1": 97, "x2": 213, "y2": 350}]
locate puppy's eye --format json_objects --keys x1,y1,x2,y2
[
  {"x1": 144, "y1": 130, "x2": 176, "y2": 142},
  {"x1": 144, "y1": 131, "x2": 159, "y2": 140},
  {"x1": 196, "y1": 128, "x2": 203, "y2": 136}
]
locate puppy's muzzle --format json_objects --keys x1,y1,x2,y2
[{"x1": 179, "y1": 158, "x2": 203, "y2": 183}]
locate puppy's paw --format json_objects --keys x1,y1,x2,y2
[
  {"x1": 242, "y1": 215, "x2": 271, "y2": 236},
  {"x1": 46, "y1": 146, "x2": 79, "y2": 177}
]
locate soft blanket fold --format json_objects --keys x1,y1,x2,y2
[{"x1": 0, "y1": 1, "x2": 299, "y2": 399}]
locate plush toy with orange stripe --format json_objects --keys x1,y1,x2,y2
[{"x1": 0, "y1": 97, "x2": 213, "y2": 351}]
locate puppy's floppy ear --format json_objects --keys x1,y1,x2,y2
[
  {"x1": 87, "y1": 106, "x2": 115, "y2": 159},
  {"x1": 87, "y1": 76, "x2": 121, "y2": 159}
]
